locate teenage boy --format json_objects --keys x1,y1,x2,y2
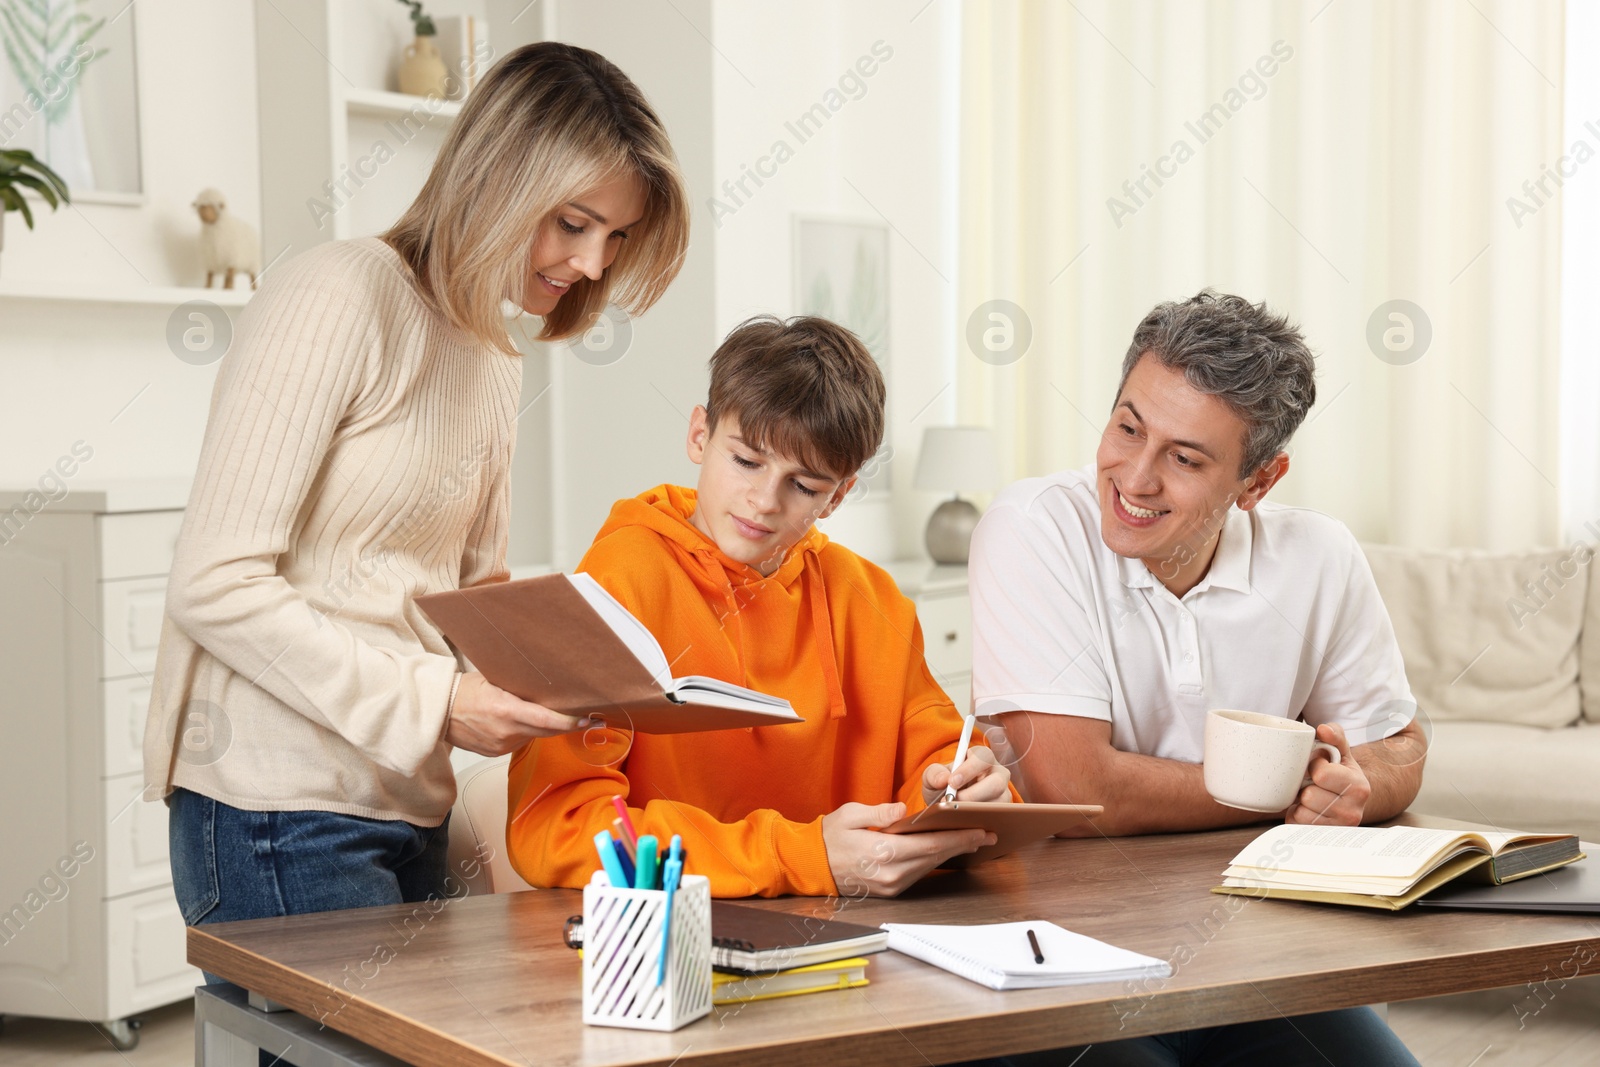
[
  {"x1": 507, "y1": 315, "x2": 1015, "y2": 899},
  {"x1": 967, "y1": 291, "x2": 1425, "y2": 1065}
]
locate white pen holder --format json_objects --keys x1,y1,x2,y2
[{"x1": 581, "y1": 872, "x2": 712, "y2": 1031}]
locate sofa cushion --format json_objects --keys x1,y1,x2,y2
[
  {"x1": 1586, "y1": 545, "x2": 1600, "y2": 723},
  {"x1": 1362, "y1": 543, "x2": 1586, "y2": 729},
  {"x1": 1408, "y1": 721, "x2": 1600, "y2": 842}
]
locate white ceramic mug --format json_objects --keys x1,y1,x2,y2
[{"x1": 1202, "y1": 709, "x2": 1341, "y2": 813}]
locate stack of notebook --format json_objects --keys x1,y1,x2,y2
[
  {"x1": 705, "y1": 903, "x2": 887, "y2": 1004},
  {"x1": 710, "y1": 902, "x2": 887, "y2": 973}
]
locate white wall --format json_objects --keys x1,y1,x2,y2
[
  {"x1": 0, "y1": 0, "x2": 957, "y2": 568},
  {"x1": 0, "y1": 1, "x2": 260, "y2": 489},
  {"x1": 711, "y1": 0, "x2": 959, "y2": 563},
  {"x1": 2, "y1": 3, "x2": 260, "y2": 288},
  {"x1": 539, "y1": 0, "x2": 959, "y2": 568},
  {"x1": 547, "y1": 0, "x2": 717, "y2": 568}
]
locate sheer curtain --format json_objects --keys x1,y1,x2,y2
[{"x1": 958, "y1": 0, "x2": 1564, "y2": 549}]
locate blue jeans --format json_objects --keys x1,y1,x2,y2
[
  {"x1": 952, "y1": 1006, "x2": 1419, "y2": 1066},
  {"x1": 168, "y1": 787, "x2": 452, "y2": 1066}
]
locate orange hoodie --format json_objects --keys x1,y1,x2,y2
[{"x1": 506, "y1": 484, "x2": 1001, "y2": 897}]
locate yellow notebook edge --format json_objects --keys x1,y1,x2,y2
[
  {"x1": 712, "y1": 957, "x2": 872, "y2": 1005},
  {"x1": 713, "y1": 975, "x2": 870, "y2": 1005}
]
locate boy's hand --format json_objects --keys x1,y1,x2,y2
[
  {"x1": 1284, "y1": 724, "x2": 1371, "y2": 826},
  {"x1": 921, "y1": 746, "x2": 1012, "y2": 807},
  {"x1": 445, "y1": 672, "x2": 587, "y2": 756},
  {"x1": 822, "y1": 802, "x2": 995, "y2": 897}
]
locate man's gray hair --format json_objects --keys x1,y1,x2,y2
[{"x1": 1116, "y1": 290, "x2": 1317, "y2": 478}]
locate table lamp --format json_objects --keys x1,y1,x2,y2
[{"x1": 914, "y1": 426, "x2": 1001, "y2": 564}]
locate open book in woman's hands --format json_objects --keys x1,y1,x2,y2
[{"x1": 417, "y1": 573, "x2": 802, "y2": 733}]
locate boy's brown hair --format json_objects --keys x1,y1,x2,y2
[{"x1": 705, "y1": 315, "x2": 885, "y2": 481}]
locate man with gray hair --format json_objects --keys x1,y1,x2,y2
[{"x1": 967, "y1": 290, "x2": 1425, "y2": 1065}]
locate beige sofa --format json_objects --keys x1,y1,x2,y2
[{"x1": 1364, "y1": 540, "x2": 1600, "y2": 841}]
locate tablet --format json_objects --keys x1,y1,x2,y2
[
  {"x1": 1416, "y1": 850, "x2": 1600, "y2": 912},
  {"x1": 880, "y1": 800, "x2": 1104, "y2": 868}
]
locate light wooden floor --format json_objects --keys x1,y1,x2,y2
[
  {"x1": 2, "y1": 978, "x2": 1598, "y2": 1066},
  {"x1": 1387, "y1": 977, "x2": 1600, "y2": 1066}
]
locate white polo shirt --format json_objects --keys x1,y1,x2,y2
[{"x1": 970, "y1": 466, "x2": 1413, "y2": 774}]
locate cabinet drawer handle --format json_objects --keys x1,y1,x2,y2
[{"x1": 944, "y1": 631, "x2": 959, "y2": 643}]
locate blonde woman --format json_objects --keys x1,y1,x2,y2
[{"x1": 146, "y1": 43, "x2": 690, "y2": 957}]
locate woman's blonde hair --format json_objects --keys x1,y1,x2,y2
[{"x1": 383, "y1": 42, "x2": 690, "y2": 353}]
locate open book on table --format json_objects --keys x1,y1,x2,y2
[
  {"x1": 1212, "y1": 823, "x2": 1585, "y2": 911},
  {"x1": 416, "y1": 573, "x2": 801, "y2": 733}
]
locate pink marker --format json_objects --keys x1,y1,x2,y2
[{"x1": 611, "y1": 795, "x2": 640, "y2": 850}]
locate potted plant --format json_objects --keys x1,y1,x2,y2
[
  {"x1": 0, "y1": 149, "x2": 70, "y2": 278},
  {"x1": 394, "y1": 0, "x2": 448, "y2": 97}
]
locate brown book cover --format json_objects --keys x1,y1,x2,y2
[{"x1": 416, "y1": 574, "x2": 801, "y2": 734}]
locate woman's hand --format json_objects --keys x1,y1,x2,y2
[
  {"x1": 444, "y1": 672, "x2": 587, "y2": 756},
  {"x1": 921, "y1": 746, "x2": 1012, "y2": 807}
]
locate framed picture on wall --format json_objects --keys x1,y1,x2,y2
[
  {"x1": 792, "y1": 214, "x2": 891, "y2": 493},
  {"x1": 0, "y1": 0, "x2": 144, "y2": 201}
]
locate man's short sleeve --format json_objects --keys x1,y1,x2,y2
[
  {"x1": 969, "y1": 499, "x2": 1112, "y2": 722},
  {"x1": 1298, "y1": 526, "x2": 1416, "y2": 746}
]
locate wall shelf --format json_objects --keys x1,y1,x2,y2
[
  {"x1": 0, "y1": 279, "x2": 254, "y2": 307},
  {"x1": 343, "y1": 85, "x2": 462, "y2": 121}
]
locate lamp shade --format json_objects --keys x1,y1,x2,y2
[{"x1": 913, "y1": 426, "x2": 1001, "y2": 493}]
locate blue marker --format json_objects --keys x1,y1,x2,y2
[
  {"x1": 615, "y1": 839, "x2": 636, "y2": 887},
  {"x1": 593, "y1": 830, "x2": 628, "y2": 888},
  {"x1": 655, "y1": 835, "x2": 684, "y2": 986}
]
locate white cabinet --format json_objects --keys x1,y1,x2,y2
[
  {"x1": 0, "y1": 481, "x2": 200, "y2": 1032},
  {"x1": 885, "y1": 561, "x2": 972, "y2": 714}
]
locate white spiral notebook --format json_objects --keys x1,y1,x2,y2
[{"x1": 881, "y1": 921, "x2": 1172, "y2": 991}]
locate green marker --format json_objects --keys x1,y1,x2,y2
[{"x1": 633, "y1": 834, "x2": 660, "y2": 889}]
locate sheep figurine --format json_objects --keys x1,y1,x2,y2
[{"x1": 192, "y1": 188, "x2": 260, "y2": 290}]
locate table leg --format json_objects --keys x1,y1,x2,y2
[{"x1": 192, "y1": 985, "x2": 408, "y2": 1067}]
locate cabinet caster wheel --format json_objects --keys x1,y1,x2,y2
[{"x1": 102, "y1": 1017, "x2": 142, "y2": 1051}]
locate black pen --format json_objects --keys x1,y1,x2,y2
[{"x1": 1027, "y1": 928, "x2": 1044, "y2": 964}]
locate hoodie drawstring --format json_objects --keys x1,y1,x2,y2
[{"x1": 804, "y1": 552, "x2": 849, "y2": 720}]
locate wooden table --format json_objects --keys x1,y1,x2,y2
[{"x1": 187, "y1": 821, "x2": 1600, "y2": 1067}]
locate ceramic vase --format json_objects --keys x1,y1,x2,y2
[{"x1": 398, "y1": 33, "x2": 449, "y2": 97}]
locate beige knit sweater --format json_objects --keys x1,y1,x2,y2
[{"x1": 143, "y1": 236, "x2": 521, "y2": 826}]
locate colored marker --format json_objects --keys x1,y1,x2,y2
[
  {"x1": 593, "y1": 830, "x2": 628, "y2": 888},
  {"x1": 612, "y1": 818, "x2": 637, "y2": 863},
  {"x1": 633, "y1": 835, "x2": 660, "y2": 890},
  {"x1": 656, "y1": 835, "x2": 684, "y2": 986},
  {"x1": 611, "y1": 796, "x2": 640, "y2": 850},
  {"x1": 615, "y1": 840, "x2": 636, "y2": 887}
]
